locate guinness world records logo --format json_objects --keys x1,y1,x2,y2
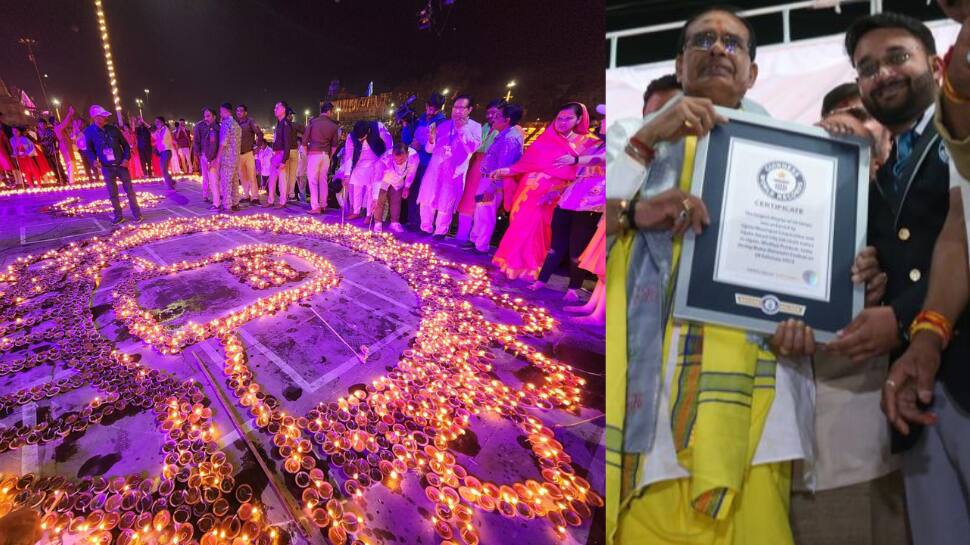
[
  {"x1": 760, "y1": 294, "x2": 781, "y2": 315},
  {"x1": 758, "y1": 161, "x2": 806, "y2": 201}
]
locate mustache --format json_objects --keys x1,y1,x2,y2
[
  {"x1": 698, "y1": 58, "x2": 735, "y2": 76},
  {"x1": 872, "y1": 76, "x2": 909, "y2": 97}
]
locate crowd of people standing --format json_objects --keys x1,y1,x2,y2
[{"x1": 0, "y1": 93, "x2": 606, "y2": 323}]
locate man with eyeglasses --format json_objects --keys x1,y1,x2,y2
[
  {"x1": 416, "y1": 94, "x2": 482, "y2": 238},
  {"x1": 606, "y1": 7, "x2": 817, "y2": 545},
  {"x1": 822, "y1": 13, "x2": 970, "y2": 545},
  {"x1": 884, "y1": 4, "x2": 970, "y2": 384}
]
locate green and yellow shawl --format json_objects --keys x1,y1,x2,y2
[{"x1": 606, "y1": 136, "x2": 779, "y2": 542}]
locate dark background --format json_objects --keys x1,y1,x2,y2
[
  {"x1": 2, "y1": 0, "x2": 604, "y2": 127},
  {"x1": 607, "y1": 0, "x2": 951, "y2": 67}
]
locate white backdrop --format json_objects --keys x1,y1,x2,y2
[{"x1": 606, "y1": 19, "x2": 960, "y2": 125}]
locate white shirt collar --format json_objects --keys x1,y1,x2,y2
[
  {"x1": 895, "y1": 103, "x2": 936, "y2": 147},
  {"x1": 914, "y1": 102, "x2": 936, "y2": 135}
]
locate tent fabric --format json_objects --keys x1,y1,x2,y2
[{"x1": 606, "y1": 20, "x2": 960, "y2": 126}]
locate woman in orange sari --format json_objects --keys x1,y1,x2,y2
[{"x1": 491, "y1": 103, "x2": 598, "y2": 280}]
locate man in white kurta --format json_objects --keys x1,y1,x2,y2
[{"x1": 416, "y1": 96, "x2": 482, "y2": 237}]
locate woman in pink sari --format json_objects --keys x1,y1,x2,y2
[{"x1": 491, "y1": 103, "x2": 598, "y2": 281}]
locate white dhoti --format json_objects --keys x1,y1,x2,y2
[
  {"x1": 470, "y1": 190, "x2": 502, "y2": 251},
  {"x1": 417, "y1": 154, "x2": 465, "y2": 235}
]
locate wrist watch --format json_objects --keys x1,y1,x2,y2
[
  {"x1": 617, "y1": 193, "x2": 641, "y2": 231},
  {"x1": 617, "y1": 199, "x2": 630, "y2": 231}
]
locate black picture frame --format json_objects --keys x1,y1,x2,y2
[{"x1": 673, "y1": 107, "x2": 870, "y2": 342}]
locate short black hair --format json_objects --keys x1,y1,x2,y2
[
  {"x1": 426, "y1": 93, "x2": 445, "y2": 109},
  {"x1": 486, "y1": 98, "x2": 507, "y2": 109},
  {"x1": 320, "y1": 101, "x2": 334, "y2": 114},
  {"x1": 454, "y1": 94, "x2": 474, "y2": 107},
  {"x1": 236, "y1": 104, "x2": 248, "y2": 112},
  {"x1": 643, "y1": 74, "x2": 681, "y2": 107},
  {"x1": 179, "y1": 118, "x2": 185, "y2": 122},
  {"x1": 820, "y1": 82, "x2": 861, "y2": 117},
  {"x1": 825, "y1": 106, "x2": 872, "y2": 123},
  {"x1": 676, "y1": 5, "x2": 757, "y2": 61},
  {"x1": 501, "y1": 104, "x2": 524, "y2": 126},
  {"x1": 393, "y1": 141, "x2": 409, "y2": 155},
  {"x1": 844, "y1": 12, "x2": 936, "y2": 65},
  {"x1": 202, "y1": 107, "x2": 216, "y2": 116},
  {"x1": 155, "y1": 116, "x2": 166, "y2": 124},
  {"x1": 220, "y1": 102, "x2": 233, "y2": 112}
]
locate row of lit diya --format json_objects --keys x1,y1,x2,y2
[
  {"x1": 0, "y1": 175, "x2": 199, "y2": 197},
  {"x1": 116, "y1": 243, "x2": 337, "y2": 355},
  {"x1": 0, "y1": 213, "x2": 599, "y2": 545},
  {"x1": 49, "y1": 192, "x2": 167, "y2": 217}
]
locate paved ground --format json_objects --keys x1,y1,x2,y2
[{"x1": 0, "y1": 177, "x2": 605, "y2": 545}]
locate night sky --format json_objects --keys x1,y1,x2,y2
[{"x1": 2, "y1": 0, "x2": 604, "y2": 126}]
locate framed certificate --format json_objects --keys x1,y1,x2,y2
[{"x1": 672, "y1": 106, "x2": 870, "y2": 342}]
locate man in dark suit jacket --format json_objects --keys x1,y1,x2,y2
[{"x1": 828, "y1": 13, "x2": 970, "y2": 545}]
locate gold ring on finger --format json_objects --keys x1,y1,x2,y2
[
  {"x1": 684, "y1": 119, "x2": 693, "y2": 128},
  {"x1": 682, "y1": 199, "x2": 693, "y2": 213},
  {"x1": 885, "y1": 379, "x2": 897, "y2": 389}
]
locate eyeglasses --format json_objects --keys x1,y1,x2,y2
[
  {"x1": 856, "y1": 50, "x2": 913, "y2": 79},
  {"x1": 685, "y1": 31, "x2": 747, "y2": 55}
]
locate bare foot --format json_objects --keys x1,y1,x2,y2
[
  {"x1": 564, "y1": 303, "x2": 593, "y2": 314},
  {"x1": 527, "y1": 281, "x2": 545, "y2": 291},
  {"x1": 563, "y1": 289, "x2": 581, "y2": 303},
  {"x1": 570, "y1": 314, "x2": 604, "y2": 326}
]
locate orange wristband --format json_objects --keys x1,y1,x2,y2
[
  {"x1": 910, "y1": 310, "x2": 953, "y2": 349},
  {"x1": 943, "y1": 74, "x2": 970, "y2": 105}
]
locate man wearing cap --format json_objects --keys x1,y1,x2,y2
[{"x1": 83, "y1": 105, "x2": 141, "y2": 225}]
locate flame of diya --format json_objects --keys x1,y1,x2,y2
[
  {"x1": 49, "y1": 192, "x2": 166, "y2": 217},
  {"x1": 0, "y1": 214, "x2": 600, "y2": 545}
]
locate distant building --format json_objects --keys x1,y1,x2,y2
[
  {"x1": 330, "y1": 91, "x2": 405, "y2": 125},
  {"x1": 0, "y1": 78, "x2": 35, "y2": 127}
]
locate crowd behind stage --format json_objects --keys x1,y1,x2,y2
[
  {"x1": 607, "y1": 4, "x2": 970, "y2": 545},
  {"x1": 0, "y1": 93, "x2": 606, "y2": 324}
]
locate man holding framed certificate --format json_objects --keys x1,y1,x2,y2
[
  {"x1": 602, "y1": 6, "x2": 880, "y2": 545},
  {"x1": 670, "y1": 107, "x2": 871, "y2": 342}
]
